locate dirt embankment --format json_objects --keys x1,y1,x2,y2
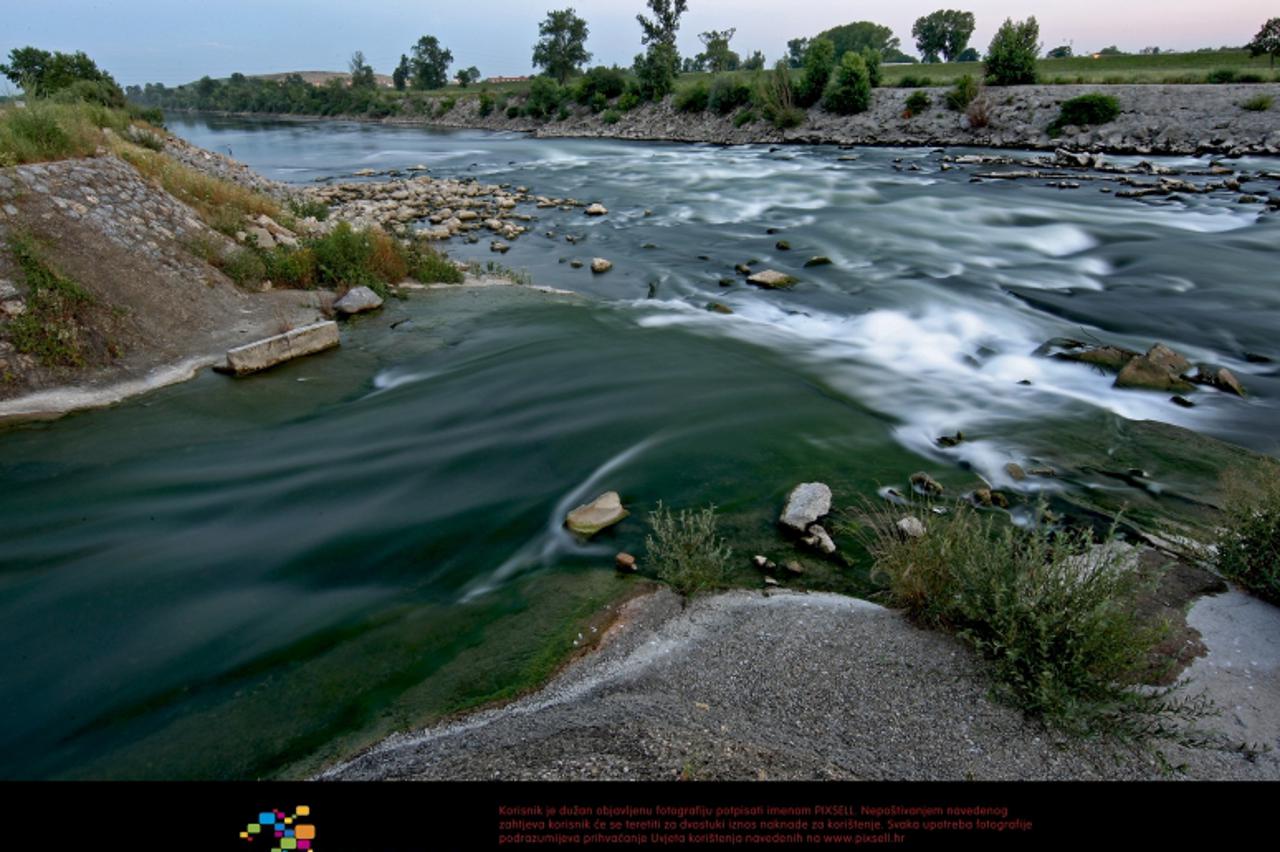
[
  {"x1": 0, "y1": 155, "x2": 326, "y2": 421},
  {"x1": 388, "y1": 83, "x2": 1280, "y2": 157}
]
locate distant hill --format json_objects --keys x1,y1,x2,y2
[{"x1": 251, "y1": 71, "x2": 397, "y2": 89}]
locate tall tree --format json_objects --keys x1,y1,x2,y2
[
  {"x1": 392, "y1": 54, "x2": 410, "y2": 91},
  {"x1": 636, "y1": 0, "x2": 688, "y2": 48},
  {"x1": 455, "y1": 66, "x2": 481, "y2": 87},
  {"x1": 410, "y1": 36, "x2": 453, "y2": 90},
  {"x1": 532, "y1": 8, "x2": 592, "y2": 84},
  {"x1": 634, "y1": 0, "x2": 687, "y2": 99},
  {"x1": 697, "y1": 29, "x2": 740, "y2": 73},
  {"x1": 743, "y1": 50, "x2": 766, "y2": 71},
  {"x1": 1248, "y1": 17, "x2": 1280, "y2": 67},
  {"x1": 349, "y1": 51, "x2": 376, "y2": 89},
  {"x1": 912, "y1": 10, "x2": 976, "y2": 63},
  {"x1": 812, "y1": 21, "x2": 902, "y2": 62},
  {"x1": 786, "y1": 38, "x2": 810, "y2": 69},
  {"x1": 1, "y1": 46, "x2": 119, "y2": 97}
]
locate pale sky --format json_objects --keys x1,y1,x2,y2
[{"x1": 0, "y1": 0, "x2": 1273, "y2": 86}]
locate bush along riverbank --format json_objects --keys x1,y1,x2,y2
[{"x1": 171, "y1": 79, "x2": 1280, "y2": 157}]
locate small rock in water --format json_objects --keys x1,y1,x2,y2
[
  {"x1": 764, "y1": 576, "x2": 781, "y2": 587},
  {"x1": 1189, "y1": 365, "x2": 1246, "y2": 397},
  {"x1": 490, "y1": 240, "x2": 510, "y2": 253},
  {"x1": 775, "y1": 240, "x2": 791, "y2": 251},
  {"x1": 1114, "y1": 343, "x2": 1195, "y2": 393},
  {"x1": 1005, "y1": 463, "x2": 1027, "y2": 482},
  {"x1": 590, "y1": 257, "x2": 613, "y2": 274},
  {"x1": 783, "y1": 560, "x2": 805, "y2": 576},
  {"x1": 896, "y1": 517, "x2": 927, "y2": 539},
  {"x1": 569, "y1": 259, "x2": 583, "y2": 269},
  {"x1": 803, "y1": 256, "x2": 832, "y2": 268},
  {"x1": 780, "y1": 482, "x2": 832, "y2": 532},
  {"x1": 1171, "y1": 395, "x2": 1196, "y2": 408},
  {"x1": 615, "y1": 552, "x2": 638, "y2": 573},
  {"x1": 936, "y1": 431, "x2": 964, "y2": 448},
  {"x1": 909, "y1": 472, "x2": 944, "y2": 496},
  {"x1": 1027, "y1": 466, "x2": 1056, "y2": 478},
  {"x1": 747, "y1": 269, "x2": 796, "y2": 289},
  {"x1": 565, "y1": 491, "x2": 629, "y2": 537},
  {"x1": 752, "y1": 555, "x2": 770, "y2": 570},
  {"x1": 585, "y1": 203, "x2": 608, "y2": 216},
  {"x1": 706, "y1": 302, "x2": 734, "y2": 314},
  {"x1": 333, "y1": 286, "x2": 384, "y2": 316},
  {"x1": 735, "y1": 263, "x2": 753, "y2": 275},
  {"x1": 802, "y1": 524, "x2": 837, "y2": 555}
]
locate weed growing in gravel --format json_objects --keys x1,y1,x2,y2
[
  {"x1": 1215, "y1": 463, "x2": 1280, "y2": 605},
  {"x1": 645, "y1": 502, "x2": 733, "y2": 599},
  {"x1": 842, "y1": 500, "x2": 1217, "y2": 745},
  {"x1": 5, "y1": 232, "x2": 99, "y2": 366}
]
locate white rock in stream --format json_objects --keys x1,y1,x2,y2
[
  {"x1": 333, "y1": 286, "x2": 384, "y2": 316},
  {"x1": 780, "y1": 482, "x2": 832, "y2": 532}
]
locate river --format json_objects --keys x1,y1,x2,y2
[{"x1": 0, "y1": 114, "x2": 1276, "y2": 779}]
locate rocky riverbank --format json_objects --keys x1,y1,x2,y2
[
  {"x1": 363, "y1": 83, "x2": 1280, "y2": 157},
  {"x1": 323, "y1": 582, "x2": 1280, "y2": 781}
]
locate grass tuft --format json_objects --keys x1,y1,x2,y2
[{"x1": 645, "y1": 502, "x2": 733, "y2": 599}]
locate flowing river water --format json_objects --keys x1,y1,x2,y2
[{"x1": 1, "y1": 115, "x2": 1277, "y2": 779}]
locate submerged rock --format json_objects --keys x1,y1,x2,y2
[
  {"x1": 1189, "y1": 365, "x2": 1246, "y2": 397},
  {"x1": 706, "y1": 302, "x2": 734, "y2": 314},
  {"x1": 802, "y1": 524, "x2": 837, "y2": 555},
  {"x1": 780, "y1": 482, "x2": 832, "y2": 532},
  {"x1": 775, "y1": 240, "x2": 791, "y2": 251},
  {"x1": 803, "y1": 256, "x2": 832, "y2": 268},
  {"x1": 747, "y1": 269, "x2": 796, "y2": 289},
  {"x1": 565, "y1": 491, "x2": 629, "y2": 537},
  {"x1": 909, "y1": 471, "x2": 944, "y2": 497},
  {"x1": 333, "y1": 286, "x2": 384, "y2": 316}
]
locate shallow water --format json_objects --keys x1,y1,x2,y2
[{"x1": 1, "y1": 115, "x2": 1277, "y2": 778}]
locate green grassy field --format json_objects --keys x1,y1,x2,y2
[{"x1": 404, "y1": 50, "x2": 1278, "y2": 103}]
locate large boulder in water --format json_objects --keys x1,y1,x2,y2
[
  {"x1": 1115, "y1": 344, "x2": 1195, "y2": 393},
  {"x1": 565, "y1": 492, "x2": 629, "y2": 537},
  {"x1": 333, "y1": 286, "x2": 384, "y2": 316},
  {"x1": 779, "y1": 482, "x2": 832, "y2": 532}
]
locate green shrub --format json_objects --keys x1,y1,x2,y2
[
  {"x1": 478, "y1": 92, "x2": 495, "y2": 117},
  {"x1": 222, "y1": 246, "x2": 268, "y2": 287},
  {"x1": 732, "y1": 108, "x2": 757, "y2": 127},
  {"x1": 1241, "y1": 93, "x2": 1274, "y2": 111},
  {"x1": 860, "y1": 47, "x2": 882, "y2": 89},
  {"x1": 588, "y1": 92, "x2": 607, "y2": 113},
  {"x1": 645, "y1": 502, "x2": 733, "y2": 598},
  {"x1": 406, "y1": 241, "x2": 464, "y2": 284},
  {"x1": 1215, "y1": 465, "x2": 1280, "y2": 605},
  {"x1": 1206, "y1": 68, "x2": 1237, "y2": 84},
  {"x1": 758, "y1": 60, "x2": 804, "y2": 129},
  {"x1": 506, "y1": 106, "x2": 520, "y2": 119},
  {"x1": 435, "y1": 96, "x2": 456, "y2": 116},
  {"x1": 845, "y1": 501, "x2": 1216, "y2": 742},
  {"x1": 674, "y1": 81, "x2": 710, "y2": 112},
  {"x1": 617, "y1": 91, "x2": 641, "y2": 111},
  {"x1": 984, "y1": 17, "x2": 1040, "y2": 86},
  {"x1": 576, "y1": 66, "x2": 627, "y2": 103},
  {"x1": 1049, "y1": 93, "x2": 1121, "y2": 136},
  {"x1": 311, "y1": 222, "x2": 375, "y2": 289},
  {"x1": 898, "y1": 75, "x2": 923, "y2": 88},
  {"x1": 261, "y1": 245, "x2": 317, "y2": 288},
  {"x1": 1236, "y1": 72, "x2": 1265, "y2": 84},
  {"x1": 708, "y1": 74, "x2": 752, "y2": 115},
  {"x1": 945, "y1": 74, "x2": 979, "y2": 111},
  {"x1": 796, "y1": 37, "x2": 836, "y2": 107},
  {"x1": 523, "y1": 77, "x2": 567, "y2": 120},
  {"x1": 905, "y1": 90, "x2": 931, "y2": 116},
  {"x1": 822, "y1": 52, "x2": 872, "y2": 115},
  {"x1": 288, "y1": 198, "x2": 330, "y2": 221},
  {"x1": 601, "y1": 109, "x2": 621, "y2": 125}
]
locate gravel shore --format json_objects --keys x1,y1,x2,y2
[{"x1": 322, "y1": 586, "x2": 1280, "y2": 782}]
